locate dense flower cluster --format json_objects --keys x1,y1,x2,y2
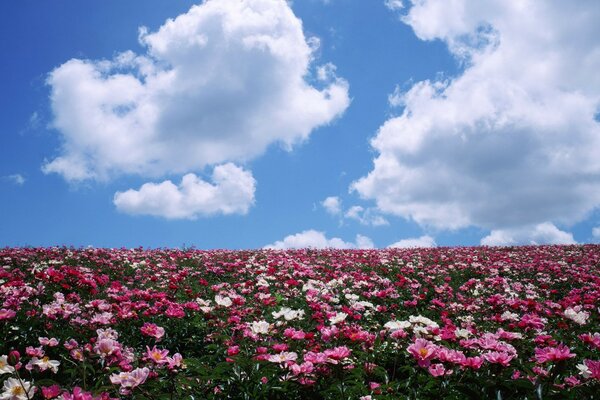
[{"x1": 0, "y1": 245, "x2": 598, "y2": 399}]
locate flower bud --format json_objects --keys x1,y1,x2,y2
[{"x1": 7, "y1": 350, "x2": 20, "y2": 366}]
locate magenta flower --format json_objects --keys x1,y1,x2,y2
[
  {"x1": 140, "y1": 323, "x2": 165, "y2": 341},
  {"x1": 534, "y1": 344, "x2": 575, "y2": 363}
]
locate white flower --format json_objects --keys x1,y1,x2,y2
[
  {"x1": 256, "y1": 278, "x2": 270, "y2": 287},
  {"x1": 455, "y1": 328, "x2": 471, "y2": 339},
  {"x1": 501, "y1": 311, "x2": 519, "y2": 321},
  {"x1": 272, "y1": 307, "x2": 304, "y2": 321},
  {"x1": 32, "y1": 356, "x2": 60, "y2": 373},
  {"x1": 564, "y1": 307, "x2": 589, "y2": 325},
  {"x1": 215, "y1": 295, "x2": 232, "y2": 308},
  {"x1": 250, "y1": 320, "x2": 271, "y2": 335},
  {"x1": 408, "y1": 315, "x2": 439, "y2": 329},
  {"x1": 0, "y1": 378, "x2": 34, "y2": 400},
  {"x1": 576, "y1": 363, "x2": 591, "y2": 378},
  {"x1": 384, "y1": 320, "x2": 411, "y2": 332},
  {"x1": 268, "y1": 352, "x2": 298, "y2": 363},
  {"x1": 329, "y1": 312, "x2": 348, "y2": 325},
  {"x1": 0, "y1": 356, "x2": 15, "y2": 375}
]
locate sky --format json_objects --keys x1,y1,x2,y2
[{"x1": 1, "y1": 0, "x2": 600, "y2": 249}]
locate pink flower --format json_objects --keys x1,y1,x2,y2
[
  {"x1": 290, "y1": 361, "x2": 314, "y2": 375},
  {"x1": 145, "y1": 346, "x2": 169, "y2": 365},
  {"x1": 39, "y1": 337, "x2": 60, "y2": 347},
  {"x1": 460, "y1": 356, "x2": 484, "y2": 370},
  {"x1": 94, "y1": 339, "x2": 120, "y2": 358},
  {"x1": 110, "y1": 367, "x2": 150, "y2": 395},
  {"x1": 166, "y1": 353, "x2": 184, "y2": 370},
  {"x1": 304, "y1": 351, "x2": 328, "y2": 365},
  {"x1": 428, "y1": 363, "x2": 447, "y2": 377},
  {"x1": 140, "y1": 323, "x2": 165, "y2": 341},
  {"x1": 534, "y1": 344, "x2": 575, "y2": 363},
  {"x1": 483, "y1": 351, "x2": 514, "y2": 367},
  {"x1": 62, "y1": 387, "x2": 95, "y2": 400},
  {"x1": 227, "y1": 346, "x2": 240, "y2": 356},
  {"x1": 407, "y1": 338, "x2": 437, "y2": 366},
  {"x1": 324, "y1": 346, "x2": 352, "y2": 363},
  {"x1": 41, "y1": 384, "x2": 61, "y2": 399},
  {"x1": 0, "y1": 308, "x2": 16, "y2": 320}
]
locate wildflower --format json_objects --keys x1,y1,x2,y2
[
  {"x1": 110, "y1": 367, "x2": 150, "y2": 395},
  {"x1": 0, "y1": 309, "x2": 16, "y2": 321},
  {"x1": 145, "y1": 346, "x2": 169, "y2": 365},
  {"x1": 94, "y1": 339, "x2": 120, "y2": 358},
  {"x1": 250, "y1": 320, "x2": 271, "y2": 335},
  {"x1": 407, "y1": 338, "x2": 437, "y2": 366},
  {"x1": 0, "y1": 356, "x2": 15, "y2": 375},
  {"x1": 324, "y1": 346, "x2": 352, "y2": 363},
  {"x1": 215, "y1": 295, "x2": 232, "y2": 308},
  {"x1": 40, "y1": 384, "x2": 61, "y2": 399},
  {"x1": 140, "y1": 323, "x2": 165, "y2": 341},
  {"x1": 428, "y1": 363, "x2": 447, "y2": 377},
  {"x1": 564, "y1": 307, "x2": 590, "y2": 325},
  {"x1": 534, "y1": 344, "x2": 575, "y2": 363},
  {"x1": 329, "y1": 312, "x2": 347, "y2": 325},
  {"x1": 32, "y1": 356, "x2": 61, "y2": 373},
  {"x1": 39, "y1": 337, "x2": 59, "y2": 347},
  {"x1": 166, "y1": 353, "x2": 184, "y2": 370},
  {"x1": 268, "y1": 352, "x2": 298, "y2": 364},
  {"x1": 384, "y1": 320, "x2": 411, "y2": 332},
  {"x1": 0, "y1": 377, "x2": 34, "y2": 400},
  {"x1": 483, "y1": 351, "x2": 514, "y2": 367}
]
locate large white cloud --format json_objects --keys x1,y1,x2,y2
[
  {"x1": 388, "y1": 235, "x2": 436, "y2": 248},
  {"x1": 44, "y1": 0, "x2": 349, "y2": 182},
  {"x1": 113, "y1": 163, "x2": 255, "y2": 219},
  {"x1": 481, "y1": 223, "x2": 576, "y2": 246},
  {"x1": 354, "y1": 1, "x2": 600, "y2": 234},
  {"x1": 264, "y1": 230, "x2": 374, "y2": 249}
]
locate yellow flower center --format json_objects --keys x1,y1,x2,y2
[
  {"x1": 419, "y1": 348, "x2": 429, "y2": 357},
  {"x1": 12, "y1": 386, "x2": 25, "y2": 395}
]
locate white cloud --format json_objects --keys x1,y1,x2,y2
[
  {"x1": 113, "y1": 163, "x2": 255, "y2": 219},
  {"x1": 322, "y1": 196, "x2": 342, "y2": 216},
  {"x1": 384, "y1": 0, "x2": 404, "y2": 11},
  {"x1": 354, "y1": 1, "x2": 600, "y2": 232},
  {"x1": 592, "y1": 227, "x2": 600, "y2": 240},
  {"x1": 264, "y1": 230, "x2": 374, "y2": 249},
  {"x1": 4, "y1": 174, "x2": 25, "y2": 186},
  {"x1": 388, "y1": 235, "x2": 436, "y2": 248},
  {"x1": 344, "y1": 205, "x2": 389, "y2": 226},
  {"x1": 321, "y1": 196, "x2": 388, "y2": 226},
  {"x1": 481, "y1": 223, "x2": 576, "y2": 246},
  {"x1": 44, "y1": 0, "x2": 349, "y2": 182}
]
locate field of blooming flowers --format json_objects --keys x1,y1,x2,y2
[{"x1": 0, "y1": 245, "x2": 598, "y2": 399}]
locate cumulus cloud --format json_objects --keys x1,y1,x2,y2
[
  {"x1": 113, "y1": 163, "x2": 255, "y2": 219},
  {"x1": 264, "y1": 230, "x2": 374, "y2": 249},
  {"x1": 592, "y1": 227, "x2": 600, "y2": 241},
  {"x1": 322, "y1": 196, "x2": 342, "y2": 216},
  {"x1": 354, "y1": 1, "x2": 600, "y2": 233},
  {"x1": 388, "y1": 235, "x2": 436, "y2": 248},
  {"x1": 44, "y1": 0, "x2": 349, "y2": 182},
  {"x1": 481, "y1": 223, "x2": 576, "y2": 246}
]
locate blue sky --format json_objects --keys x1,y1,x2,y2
[{"x1": 2, "y1": 0, "x2": 600, "y2": 249}]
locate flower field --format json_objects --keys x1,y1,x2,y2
[{"x1": 0, "y1": 245, "x2": 598, "y2": 399}]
